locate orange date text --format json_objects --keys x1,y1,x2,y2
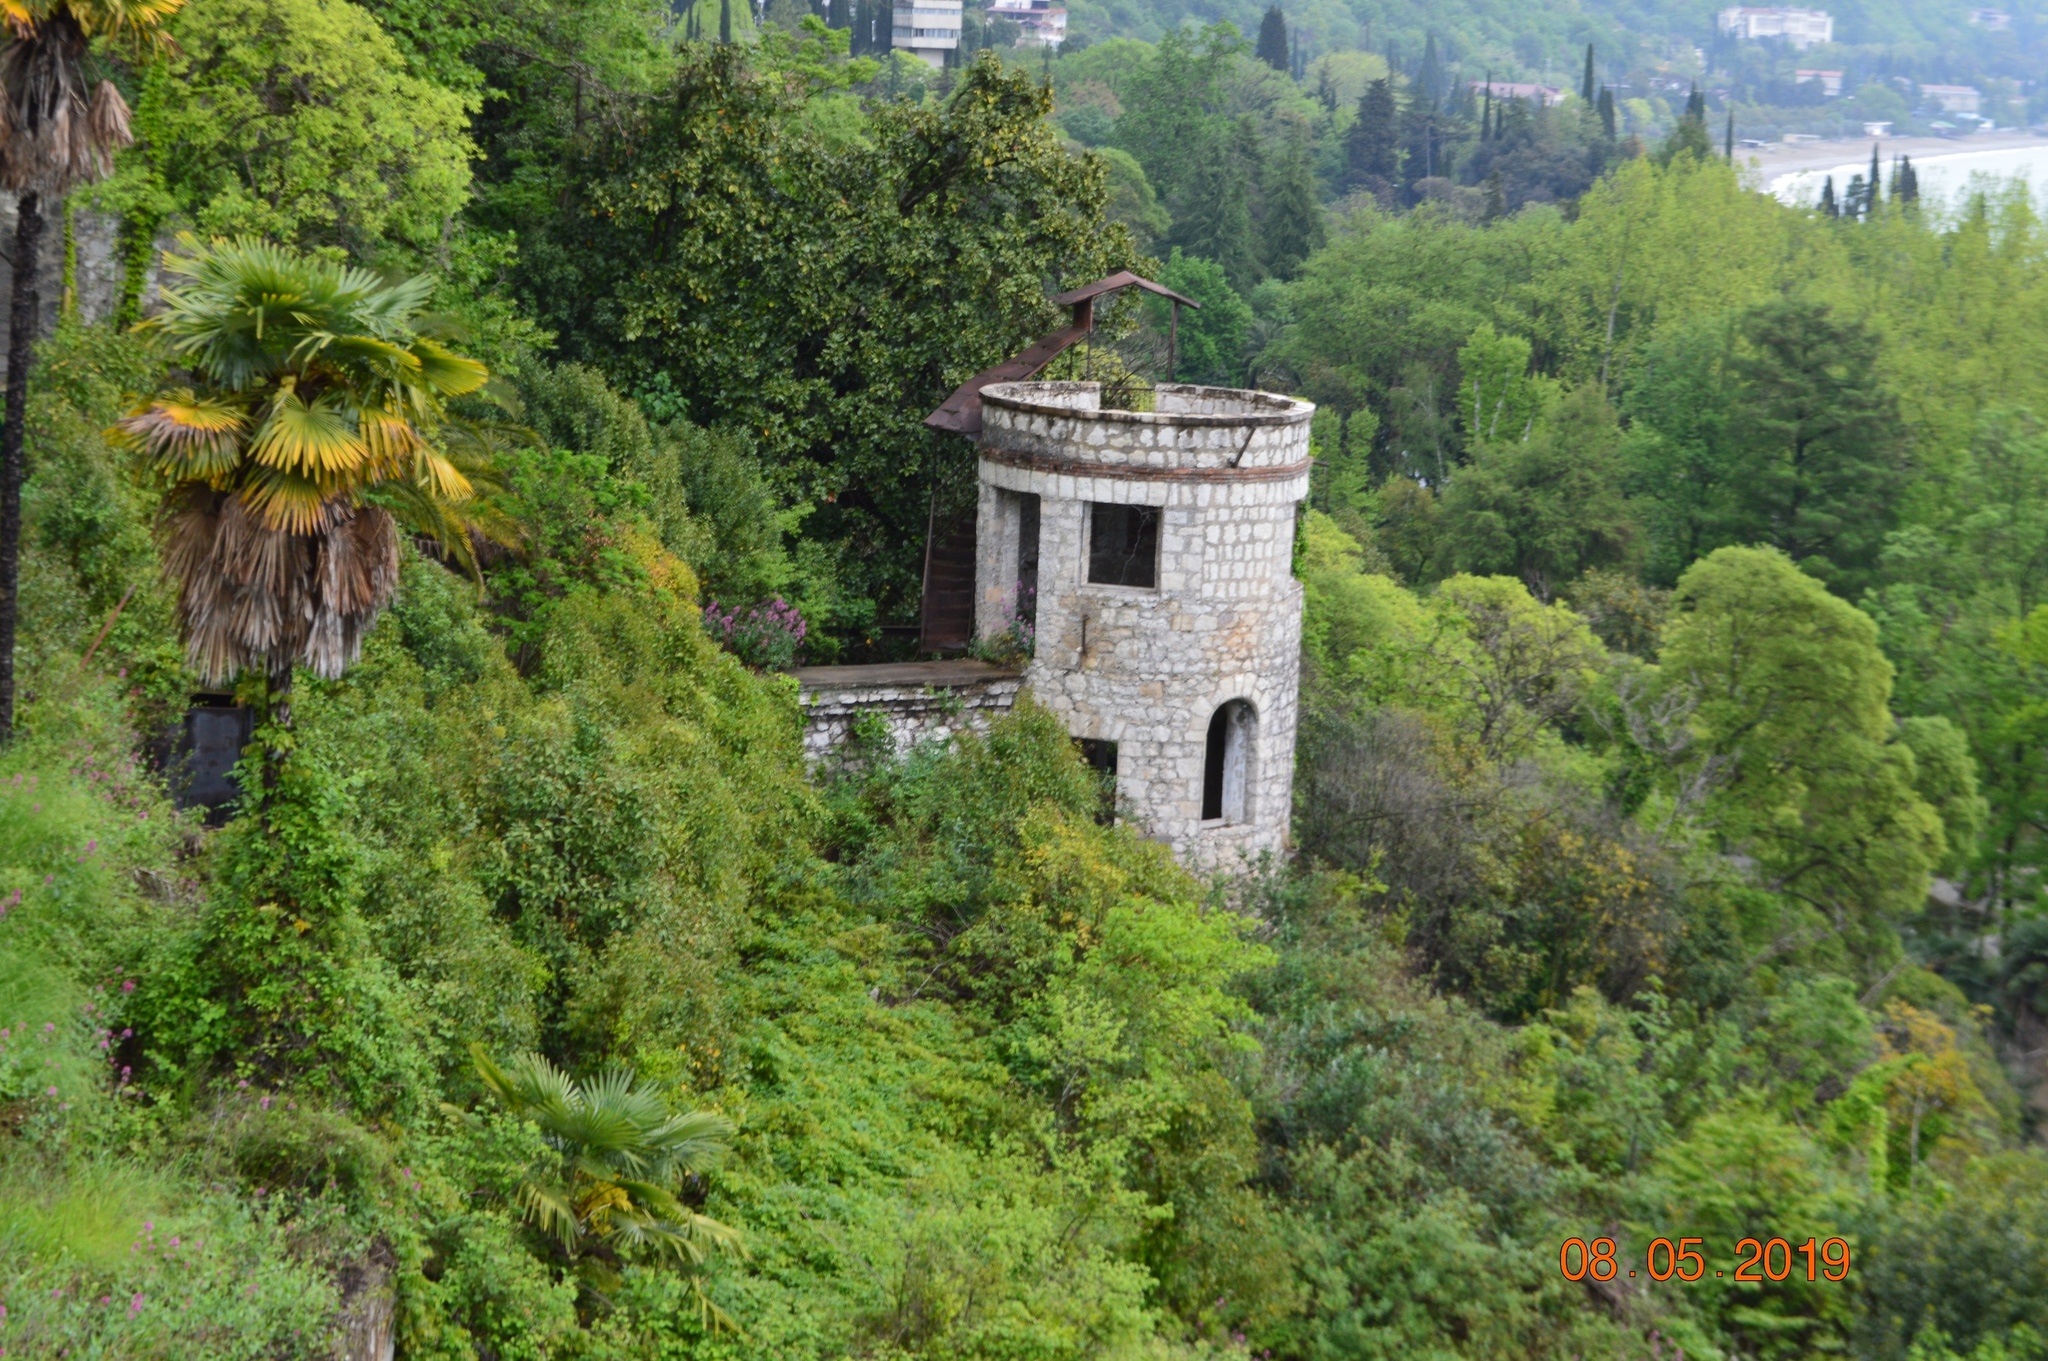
[{"x1": 1558, "y1": 1236, "x2": 1851, "y2": 1283}]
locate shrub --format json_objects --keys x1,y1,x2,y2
[{"x1": 701, "y1": 598, "x2": 807, "y2": 671}]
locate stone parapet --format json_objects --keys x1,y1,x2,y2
[{"x1": 978, "y1": 381, "x2": 1312, "y2": 478}]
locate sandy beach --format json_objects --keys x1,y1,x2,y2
[
  {"x1": 1743, "y1": 129, "x2": 2048, "y2": 207},
  {"x1": 1745, "y1": 129, "x2": 2048, "y2": 181}
]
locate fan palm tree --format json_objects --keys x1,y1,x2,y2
[
  {"x1": 111, "y1": 236, "x2": 495, "y2": 730},
  {"x1": 471, "y1": 1045, "x2": 743, "y2": 1316},
  {"x1": 0, "y1": 0, "x2": 182, "y2": 737}
]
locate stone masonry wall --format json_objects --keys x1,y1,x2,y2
[
  {"x1": 795, "y1": 664, "x2": 1024, "y2": 766},
  {"x1": 974, "y1": 381, "x2": 1312, "y2": 872}
]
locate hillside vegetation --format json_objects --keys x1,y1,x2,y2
[{"x1": 0, "y1": 0, "x2": 2044, "y2": 1358}]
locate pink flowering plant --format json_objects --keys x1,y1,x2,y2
[{"x1": 702, "y1": 597, "x2": 807, "y2": 671}]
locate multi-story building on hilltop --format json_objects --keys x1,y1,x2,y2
[
  {"x1": 1717, "y1": 6, "x2": 1835, "y2": 48},
  {"x1": 985, "y1": 0, "x2": 1066, "y2": 47},
  {"x1": 892, "y1": 0, "x2": 961, "y2": 66}
]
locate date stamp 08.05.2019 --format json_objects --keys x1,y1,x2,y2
[{"x1": 1559, "y1": 1237, "x2": 1852, "y2": 1284}]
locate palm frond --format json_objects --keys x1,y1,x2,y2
[
  {"x1": 515, "y1": 1181, "x2": 585, "y2": 1255},
  {"x1": 470, "y1": 1047, "x2": 741, "y2": 1248},
  {"x1": 155, "y1": 488, "x2": 395, "y2": 683},
  {"x1": 643, "y1": 1109, "x2": 737, "y2": 1175},
  {"x1": 248, "y1": 389, "x2": 369, "y2": 479},
  {"x1": 235, "y1": 466, "x2": 335, "y2": 536},
  {"x1": 411, "y1": 448, "x2": 474, "y2": 503},
  {"x1": 111, "y1": 391, "x2": 247, "y2": 482},
  {"x1": 74, "y1": 0, "x2": 185, "y2": 48},
  {"x1": 411, "y1": 337, "x2": 489, "y2": 397}
]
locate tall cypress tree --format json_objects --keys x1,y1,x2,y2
[
  {"x1": 1819, "y1": 174, "x2": 1838, "y2": 217},
  {"x1": 1661, "y1": 86, "x2": 1713, "y2": 164},
  {"x1": 1725, "y1": 108, "x2": 1735, "y2": 159},
  {"x1": 1262, "y1": 122, "x2": 1325, "y2": 278},
  {"x1": 1171, "y1": 121, "x2": 1262, "y2": 292},
  {"x1": 1344, "y1": 78, "x2": 1401, "y2": 190},
  {"x1": 1867, "y1": 143, "x2": 1882, "y2": 213},
  {"x1": 1418, "y1": 33, "x2": 1444, "y2": 106},
  {"x1": 1483, "y1": 168, "x2": 1506, "y2": 221},
  {"x1": 1581, "y1": 43, "x2": 1595, "y2": 103},
  {"x1": 719, "y1": 0, "x2": 732, "y2": 42},
  {"x1": 1845, "y1": 173, "x2": 1866, "y2": 220},
  {"x1": 1597, "y1": 86, "x2": 1616, "y2": 139},
  {"x1": 1481, "y1": 73, "x2": 1493, "y2": 142},
  {"x1": 1255, "y1": 6, "x2": 1289, "y2": 72}
]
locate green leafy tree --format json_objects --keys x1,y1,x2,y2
[
  {"x1": 1657, "y1": 547, "x2": 1945, "y2": 969},
  {"x1": 111, "y1": 238, "x2": 491, "y2": 725},
  {"x1": 1153, "y1": 248, "x2": 1251, "y2": 386},
  {"x1": 1651, "y1": 1103, "x2": 1852, "y2": 1355},
  {"x1": 1659, "y1": 85, "x2": 1713, "y2": 165},
  {"x1": 1441, "y1": 383, "x2": 1642, "y2": 596},
  {"x1": 1621, "y1": 313, "x2": 1742, "y2": 585},
  {"x1": 521, "y1": 48, "x2": 1134, "y2": 647},
  {"x1": 1862, "y1": 409, "x2": 2048, "y2": 914},
  {"x1": 1170, "y1": 116, "x2": 1261, "y2": 292},
  {"x1": 1454, "y1": 321, "x2": 1542, "y2": 446},
  {"x1": 0, "y1": 0, "x2": 177, "y2": 737},
  {"x1": 1110, "y1": 24, "x2": 1234, "y2": 216},
  {"x1": 126, "y1": 0, "x2": 475, "y2": 253},
  {"x1": 1854, "y1": 1153, "x2": 2048, "y2": 1360},
  {"x1": 1092, "y1": 145, "x2": 1170, "y2": 252},
  {"x1": 472, "y1": 1045, "x2": 741, "y2": 1306}
]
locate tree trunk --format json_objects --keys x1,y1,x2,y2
[
  {"x1": 0, "y1": 191, "x2": 45, "y2": 741},
  {"x1": 261, "y1": 658, "x2": 292, "y2": 812}
]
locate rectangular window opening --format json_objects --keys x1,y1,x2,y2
[
  {"x1": 1075, "y1": 737, "x2": 1118, "y2": 825},
  {"x1": 1017, "y1": 493, "x2": 1040, "y2": 628},
  {"x1": 1087, "y1": 503, "x2": 1159, "y2": 588}
]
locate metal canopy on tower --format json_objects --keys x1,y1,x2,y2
[
  {"x1": 918, "y1": 273, "x2": 1199, "y2": 653},
  {"x1": 922, "y1": 271, "x2": 1200, "y2": 439}
]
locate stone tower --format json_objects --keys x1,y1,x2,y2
[{"x1": 972, "y1": 380, "x2": 1312, "y2": 870}]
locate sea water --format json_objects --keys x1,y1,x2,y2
[{"x1": 1770, "y1": 141, "x2": 2048, "y2": 211}]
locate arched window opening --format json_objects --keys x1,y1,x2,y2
[{"x1": 1202, "y1": 700, "x2": 1255, "y2": 824}]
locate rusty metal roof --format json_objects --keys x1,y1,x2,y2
[
  {"x1": 1050, "y1": 270, "x2": 1201, "y2": 310},
  {"x1": 924, "y1": 272, "x2": 1200, "y2": 437}
]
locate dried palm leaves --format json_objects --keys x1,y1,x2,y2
[
  {"x1": 159, "y1": 487, "x2": 399, "y2": 684},
  {"x1": 111, "y1": 238, "x2": 498, "y2": 688},
  {"x1": 0, "y1": 0, "x2": 179, "y2": 197}
]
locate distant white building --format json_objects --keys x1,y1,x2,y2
[
  {"x1": 1795, "y1": 67, "x2": 1843, "y2": 96},
  {"x1": 893, "y1": 0, "x2": 961, "y2": 65},
  {"x1": 1920, "y1": 83, "x2": 1983, "y2": 115},
  {"x1": 1717, "y1": 7, "x2": 1835, "y2": 49},
  {"x1": 1969, "y1": 7, "x2": 2012, "y2": 29},
  {"x1": 1863, "y1": 120, "x2": 1893, "y2": 137},
  {"x1": 985, "y1": 0, "x2": 1065, "y2": 47},
  {"x1": 1468, "y1": 79, "x2": 1567, "y2": 107}
]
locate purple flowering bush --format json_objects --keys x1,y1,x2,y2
[{"x1": 702, "y1": 597, "x2": 808, "y2": 671}]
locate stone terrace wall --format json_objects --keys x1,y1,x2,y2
[{"x1": 794, "y1": 660, "x2": 1023, "y2": 765}]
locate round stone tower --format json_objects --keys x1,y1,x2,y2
[{"x1": 972, "y1": 380, "x2": 1313, "y2": 870}]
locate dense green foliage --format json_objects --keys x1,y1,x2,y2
[{"x1": 4, "y1": 0, "x2": 2048, "y2": 1356}]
